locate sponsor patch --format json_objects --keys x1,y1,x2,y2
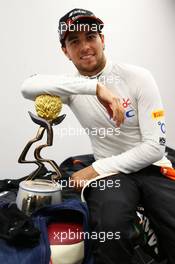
[
  {"x1": 152, "y1": 110, "x2": 164, "y2": 120},
  {"x1": 158, "y1": 121, "x2": 166, "y2": 134},
  {"x1": 122, "y1": 98, "x2": 131, "y2": 108},
  {"x1": 126, "y1": 110, "x2": 135, "y2": 118},
  {"x1": 122, "y1": 98, "x2": 136, "y2": 118},
  {"x1": 159, "y1": 137, "x2": 166, "y2": 146}
]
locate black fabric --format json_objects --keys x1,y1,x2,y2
[
  {"x1": 84, "y1": 165, "x2": 175, "y2": 264},
  {"x1": 0, "y1": 165, "x2": 50, "y2": 193},
  {"x1": 0, "y1": 204, "x2": 40, "y2": 247},
  {"x1": 0, "y1": 191, "x2": 17, "y2": 206},
  {"x1": 166, "y1": 146, "x2": 175, "y2": 166}
]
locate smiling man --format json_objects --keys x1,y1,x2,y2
[
  {"x1": 21, "y1": 8, "x2": 175, "y2": 264},
  {"x1": 62, "y1": 30, "x2": 105, "y2": 76}
]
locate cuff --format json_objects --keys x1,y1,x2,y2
[
  {"x1": 92, "y1": 158, "x2": 119, "y2": 175},
  {"x1": 85, "y1": 79, "x2": 97, "y2": 95}
]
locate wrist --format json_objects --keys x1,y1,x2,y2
[{"x1": 96, "y1": 82, "x2": 104, "y2": 96}]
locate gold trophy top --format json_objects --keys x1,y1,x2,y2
[{"x1": 35, "y1": 94, "x2": 63, "y2": 121}]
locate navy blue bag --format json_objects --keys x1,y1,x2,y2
[{"x1": 0, "y1": 199, "x2": 93, "y2": 264}]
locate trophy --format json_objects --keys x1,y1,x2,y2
[{"x1": 16, "y1": 95, "x2": 65, "y2": 215}]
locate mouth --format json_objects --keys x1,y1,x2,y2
[{"x1": 80, "y1": 54, "x2": 95, "y2": 60}]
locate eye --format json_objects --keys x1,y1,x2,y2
[
  {"x1": 69, "y1": 39, "x2": 79, "y2": 45},
  {"x1": 87, "y1": 34, "x2": 97, "y2": 40}
]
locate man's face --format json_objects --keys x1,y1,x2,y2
[{"x1": 62, "y1": 29, "x2": 106, "y2": 76}]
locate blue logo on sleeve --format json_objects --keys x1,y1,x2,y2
[
  {"x1": 126, "y1": 110, "x2": 135, "y2": 118},
  {"x1": 158, "y1": 121, "x2": 166, "y2": 134}
]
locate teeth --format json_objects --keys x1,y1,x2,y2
[{"x1": 81, "y1": 55, "x2": 93, "y2": 59}]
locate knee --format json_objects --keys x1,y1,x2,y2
[{"x1": 100, "y1": 200, "x2": 136, "y2": 239}]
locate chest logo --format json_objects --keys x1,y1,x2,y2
[
  {"x1": 122, "y1": 98, "x2": 135, "y2": 118},
  {"x1": 126, "y1": 110, "x2": 135, "y2": 118},
  {"x1": 122, "y1": 98, "x2": 131, "y2": 108}
]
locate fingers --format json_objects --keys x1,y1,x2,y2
[
  {"x1": 69, "y1": 176, "x2": 86, "y2": 191},
  {"x1": 69, "y1": 166, "x2": 98, "y2": 191},
  {"x1": 96, "y1": 83, "x2": 125, "y2": 127},
  {"x1": 110, "y1": 98, "x2": 125, "y2": 126},
  {"x1": 106, "y1": 104, "x2": 113, "y2": 119}
]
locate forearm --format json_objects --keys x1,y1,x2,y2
[
  {"x1": 21, "y1": 74, "x2": 124, "y2": 126},
  {"x1": 21, "y1": 74, "x2": 97, "y2": 101},
  {"x1": 92, "y1": 140, "x2": 165, "y2": 175}
]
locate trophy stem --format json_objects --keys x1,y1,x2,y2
[{"x1": 18, "y1": 112, "x2": 66, "y2": 181}]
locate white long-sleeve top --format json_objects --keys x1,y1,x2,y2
[{"x1": 21, "y1": 61, "x2": 172, "y2": 176}]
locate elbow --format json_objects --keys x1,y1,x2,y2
[
  {"x1": 21, "y1": 79, "x2": 29, "y2": 99},
  {"x1": 150, "y1": 140, "x2": 165, "y2": 163},
  {"x1": 21, "y1": 74, "x2": 39, "y2": 100},
  {"x1": 21, "y1": 86, "x2": 28, "y2": 99},
  {"x1": 21, "y1": 79, "x2": 35, "y2": 100},
  {"x1": 156, "y1": 146, "x2": 165, "y2": 161}
]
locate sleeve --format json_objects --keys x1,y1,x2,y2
[
  {"x1": 21, "y1": 74, "x2": 97, "y2": 104},
  {"x1": 92, "y1": 69, "x2": 166, "y2": 175}
]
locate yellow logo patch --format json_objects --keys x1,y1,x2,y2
[{"x1": 152, "y1": 110, "x2": 165, "y2": 120}]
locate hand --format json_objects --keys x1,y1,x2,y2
[
  {"x1": 96, "y1": 83, "x2": 125, "y2": 127},
  {"x1": 70, "y1": 166, "x2": 98, "y2": 192}
]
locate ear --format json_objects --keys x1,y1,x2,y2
[
  {"x1": 100, "y1": 34, "x2": 105, "y2": 50},
  {"x1": 62, "y1": 47, "x2": 71, "y2": 60}
]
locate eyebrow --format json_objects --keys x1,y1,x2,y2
[
  {"x1": 86, "y1": 31, "x2": 98, "y2": 36},
  {"x1": 67, "y1": 34, "x2": 79, "y2": 42},
  {"x1": 66, "y1": 30, "x2": 98, "y2": 43}
]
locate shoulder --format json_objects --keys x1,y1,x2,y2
[
  {"x1": 109, "y1": 62, "x2": 161, "y2": 104},
  {"x1": 113, "y1": 62, "x2": 158, "y2": 93},
  {"x1": 112, "y1": 62, "x2": 153, "y2": 83}
]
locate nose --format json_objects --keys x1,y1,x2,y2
[{"x1": 80, "y1": 40, "x2": 90, "y2": 53}]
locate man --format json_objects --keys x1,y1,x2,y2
[{"x1": 21, "y1": 8, "x2": 175, "y2": 264}]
